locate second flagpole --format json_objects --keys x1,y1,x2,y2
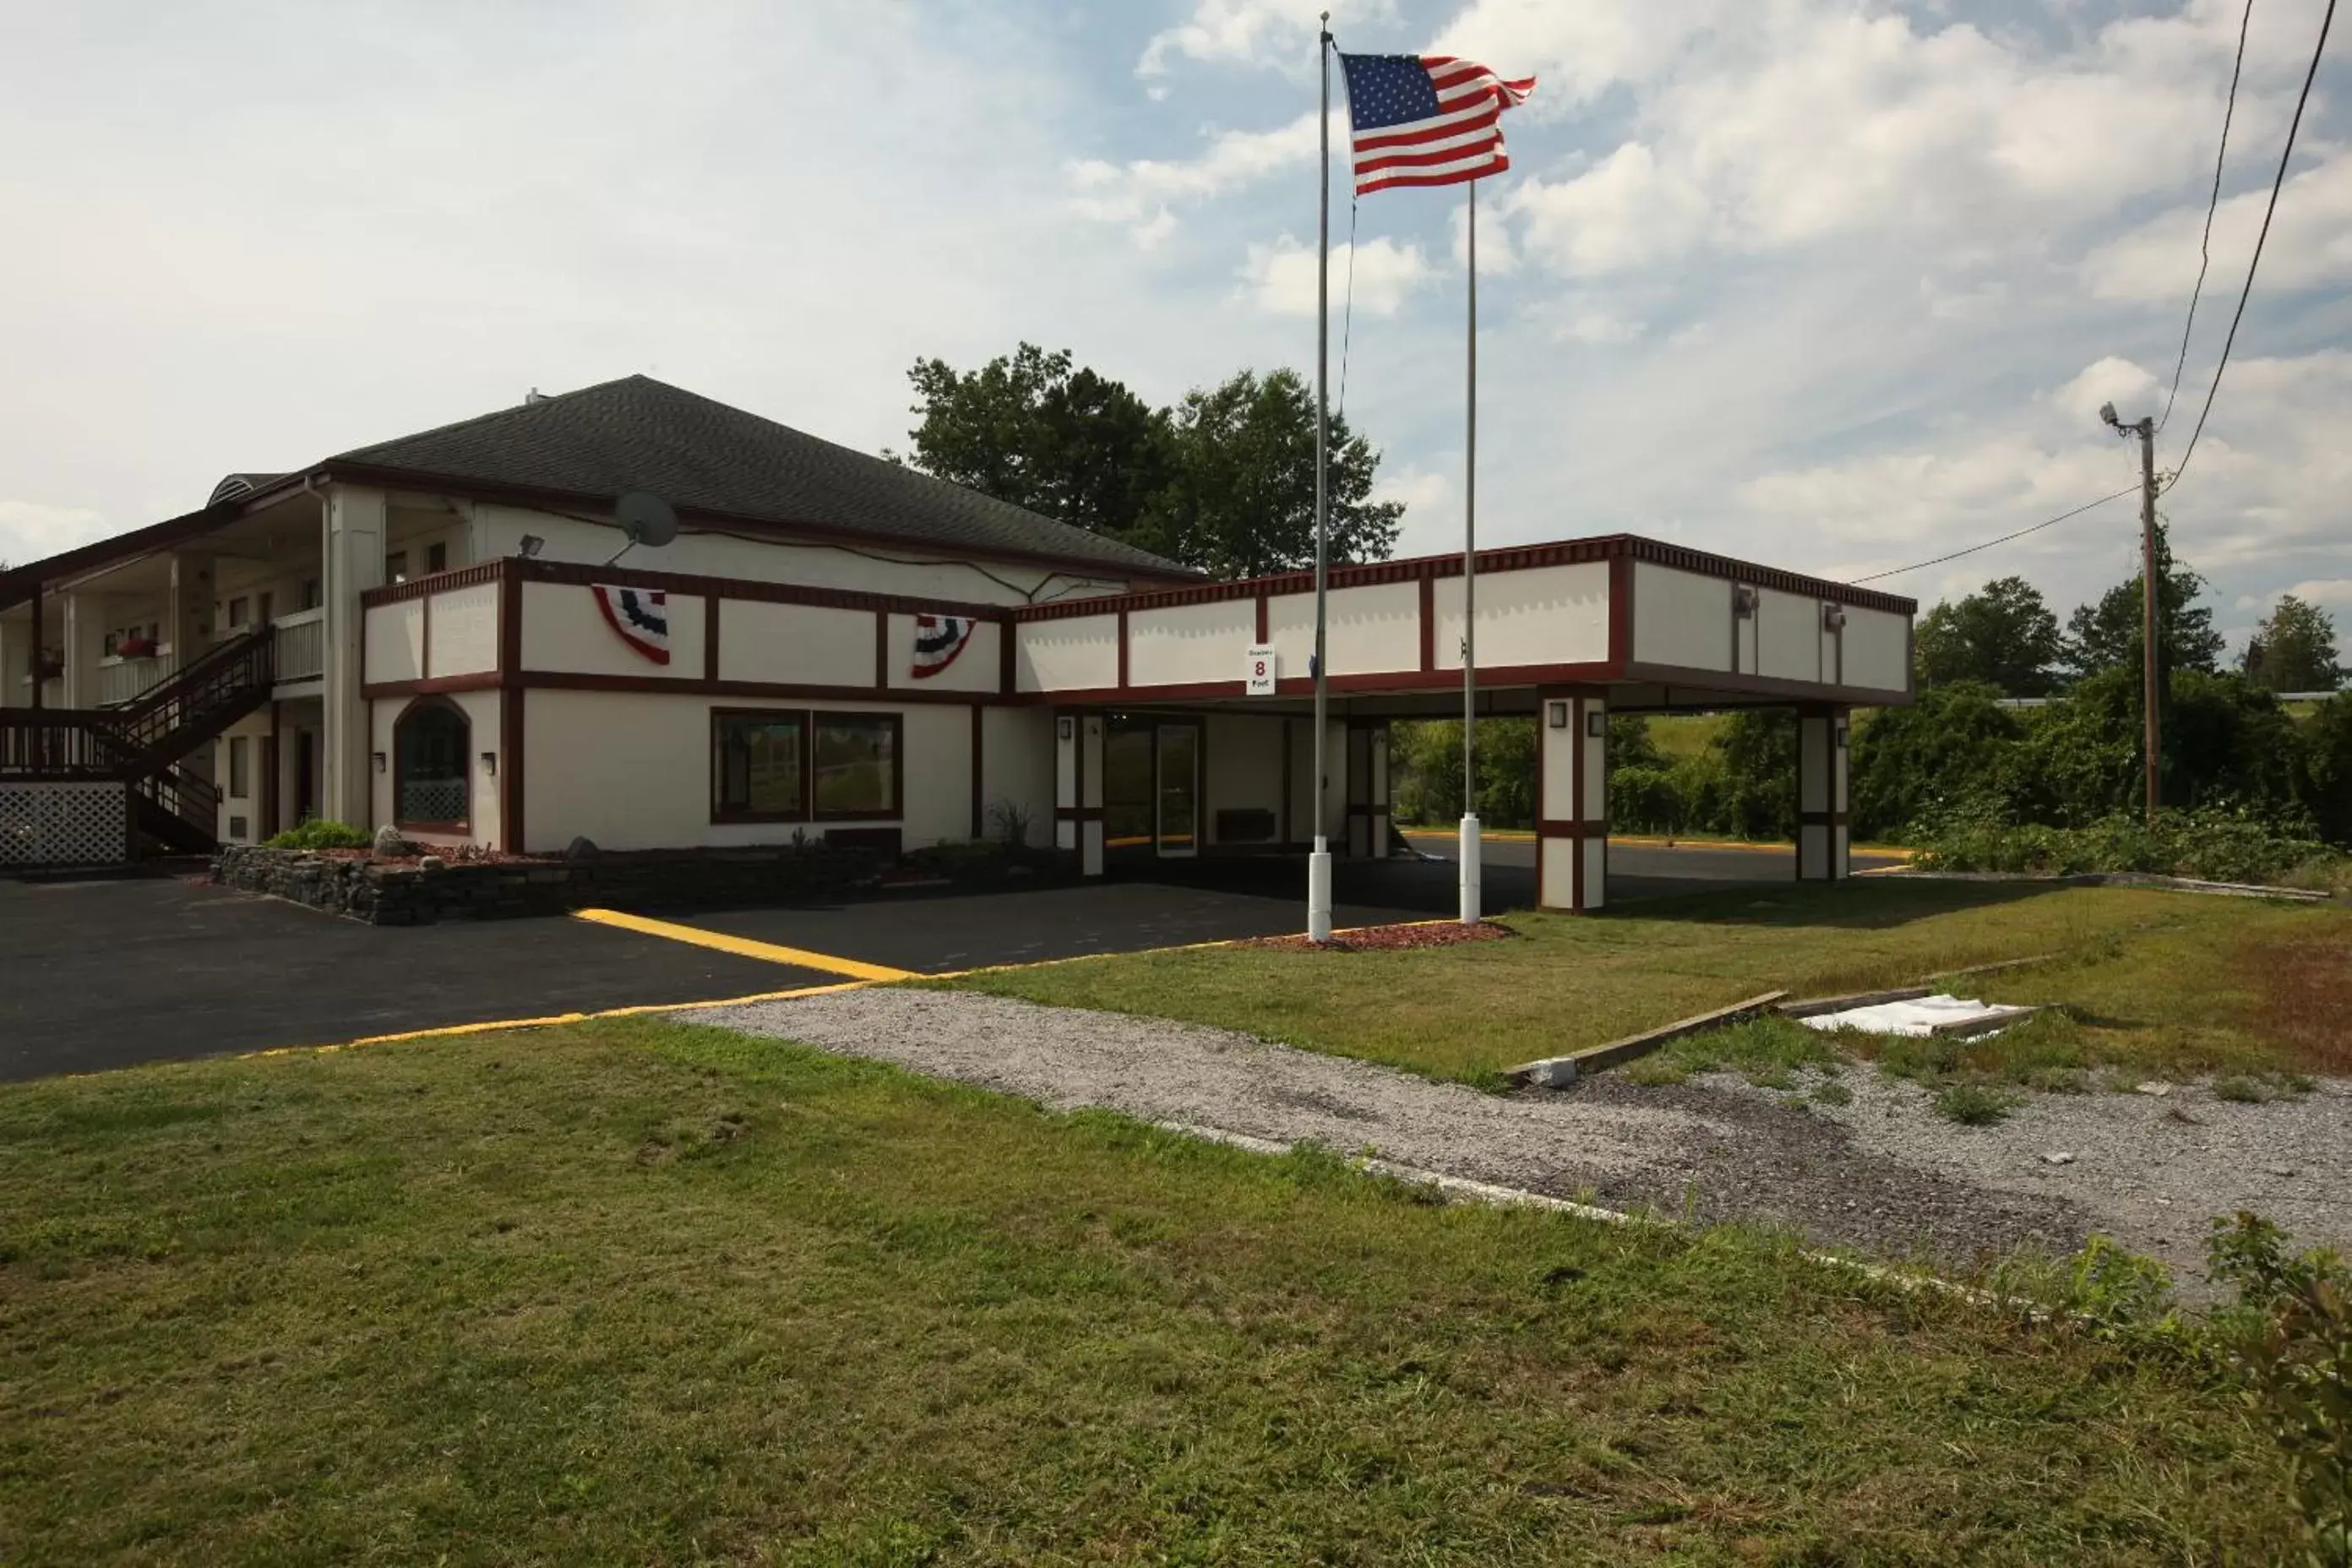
[{"x1": 1458, "y1": 180, "x2": 1480, "y2": 926}]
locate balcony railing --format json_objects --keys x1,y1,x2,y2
[
  {"x1": 273, "y1": 607, "x2": 326, "y2": 683},
  {"x1": 99, "y1": 653, "x2": 177, "y2": 708}
]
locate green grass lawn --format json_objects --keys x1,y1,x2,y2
[
  {"x1": 0, "y1": 1020, "x2": 2308, "y2": 1563},
  {"x1": 946, "y1": 882, "x2": 2352, "y2": 1086}
]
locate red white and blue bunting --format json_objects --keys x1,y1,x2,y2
[
  {"x1": 911, "y1": 613, "x2": 974, "y2": 678},
  {"x1": 591, "y1": 585, "x2": 670, "y2": 665}
]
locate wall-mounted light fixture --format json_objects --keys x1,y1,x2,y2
[
  {"x1": 1547, "y1": 700, "x2": 1569, "y2": 729},
  {"x1": 371, "y1": 751, "x2": 386, "y2": 773},
  {"x1": 1733, "y1": 585, "x2": 1759, "y2": 618},
  {"x1": 1587, "y1": 710, "x2": 1607, "y2": 738},
  {"x1": 1821, "y1": 603, "x2": 1847, "y2": 631},
  {"x1": 1835, "y1": 721, "x2": 1850, "y2": 750},
  {"x1": 482, "y1": 751, "x2": 498, "y2": 776},
  {"x1": 517, "y1": 535, "x2": 545, "y2": 559},
  {"x1": 1057, "y1": 717, "x2": 1074, "y2": 741}
]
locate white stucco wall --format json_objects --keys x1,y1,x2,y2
[
  {"x1": 472, "y1": 504, "x2": 1141, "y2": 607},
  {"x1": 369, "y1": 689, "x2": 504, "y2": 848},
  {"x1": 1128, "y1": 598, "x2": 1256, "y2": 689},
  {"x1": 1756, "y1": 587, "x2": 1821, "y2": 683},
  {"x1": 427, "y1": 582, "x2": 500, "y2": 677},
  {"x1": 886, "y1": 613, "x2": 1002, "y2": 694},
  {"x1": 1015, "y1": 614, "x2": 1119, "y2": 693},
  {"x1": 1632, "y1": 563, "x2": 1731, "y2": 672},
  {"x1": 520, "y1": 689, "x2": 972, "y2": 853},
  {"x1": 363, "y1": 600, "x2": 425, "y2": 684},
  {"x1": 1842, "y1": 606, "x2": 1909, "y2": 693},
  {"x1": 520, "y1": 581, "x2": 709, "y2": 679},
  {"x1": 979, "y1": 705, "x2": 1054, "y2": 848},
  {"x1": 719, "y1": 600, "x2": 876, "y2": 689},
  {"x1": 1264, "y1": 581, "x2": 1418, "y2": 679},
  {"x1": 1204, "y1": 712, "x2": 1285, "y2": 844},
  {"x1": 1433, "y1": 562, "x2": 1608, "y2": 670}
]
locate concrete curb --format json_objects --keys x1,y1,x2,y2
[
  {"x1": 1876, "y1": 868, "x2": 2332, "y2": 901},
  {"x1": 1504, "y1": 990, "x2": 1788, "y2": 1088}
]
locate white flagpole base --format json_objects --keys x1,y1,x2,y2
[
  {"x1": 1308, "y1": 839, "x2": 1334, "y2": 944},
  {"x1": 1458, "y1": 814, "x2": 1482, "y2": 925}
]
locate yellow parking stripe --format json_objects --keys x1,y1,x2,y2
[{"x1": 571, "y1": 907, "x2": 917, "y2": 982}]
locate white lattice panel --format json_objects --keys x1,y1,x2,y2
[{"x1": 0, "y1": 782, "x2": 129, "y2": 866}]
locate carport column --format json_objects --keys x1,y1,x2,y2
[
  {"x1": 320, "y1": 486, "x2": 386, "y2": 829},
  {"x1": 1054, "y1": 710, "x2": 1104, "y2": 877},
  {"x1": 1796, "y1": 704, "x2": 1850, "y2": 881},
  {"x1": 1536, "y1": 686, "x2": 1608, "y2": 912},
  {"x1": 61, "y1": 592, "x2": 108, "y2": 710}
]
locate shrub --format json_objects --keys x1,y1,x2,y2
[
  {"x1": 2208, "y1": 1213, "x2": 2352, "y2": 1565},
  {"x1": 1932, "y1": 1080, "x2": 2012, "y2": 1125},
  {"x1": 261, "y1": 819, "x2": 373, "y2": 851},
  {"x1": 1909, "y1": 804, "x2": 2340, "y2": 886},
  {"x1": 1848, "y1": 680, "x2": 2023, "y2": 840}
]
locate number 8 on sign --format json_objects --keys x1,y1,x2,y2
[{"x1": 1244, "y1": 645, "x2": 1277, "y2": 696}]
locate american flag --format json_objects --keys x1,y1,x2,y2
[{"x1": 1337, "y1": 53, "x2": 1536, "y2": 196}]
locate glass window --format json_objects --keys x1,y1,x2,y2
[
  {"x1": 227, "y1": 596, "x2": 248, "y2": 629},
  {"x1": 227, "y1": 736, "x2": 250, "y2": 799},
  {"x1": 258, "y1": 591, "x2": 275, "y2": 624},
  {"x1": 385, "y1": 551, "x2": 409, "y2": 584},
  {"x1": 712, "y1": 712, "x2": 807, "y2": 820},
  {"x1": 427, "y1": 542, "x2": 448, "y2": 574},
  {"x1": 394, "y1": 700, "x2": 469, "y2": 825},
  {"x1": 813, "y1": 714, "x2": 900, "y2": 819},
  {"x1": 302, "y1": 578, "x2": 322, "y2": 610}
]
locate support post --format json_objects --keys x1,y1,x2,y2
[
  {"x1": 1458, "y1": 177, "x2": 1480, "y2": 925},
  {"x1": 320, "y1": 486, "x2": 386, "y2": 827},
  {"x1": 1795, "y1": 705, "x2": 1850, "y2": 881},
  {"x1": 1537, "y1": 689, "x2": 1608, "y2": 912},
  {"x1": 1308, "y1": 14, "x2": 1334, "y2": 942},
  {"x1": 2134, "y1": 416, "x2": 2161, "y2": 825}
]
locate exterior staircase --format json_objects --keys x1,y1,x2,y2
[{"x1": 0, "y1": 629, "x2": 275, "y2": 856}]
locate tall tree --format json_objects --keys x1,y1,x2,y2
[
  {"x1": 2240, "y1": 594, "x2": 2344, "y2": 693},
  {"x1": 1138, "y1": 368, "x2": 1402, "y2": 579},
  {"x1": 896, "y1": 344, "x2": 1173, "y2": 544},
  {"x1": 1913, "y1": 576, "x2": 2065, "y2": 694},
  {"x1": 2063, "y1": 522, "x2": 2224, "y2": 681}
]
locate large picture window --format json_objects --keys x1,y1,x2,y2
[
  {"x1": 394, "y1": 698, "x2": 470, "y2": 829},
  {"x1": 710, "y1": 710, "x2": 902, "y2": 823},
  {"x1": 712, "y1": 710, "x2": 808, "y2": 821},
  {"x1": 813, "y1": 714, "x2": 901, "y2": 819}
]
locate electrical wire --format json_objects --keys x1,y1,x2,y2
[
  {"x1": 2157, "y1": 0, "x2": 2255, "y2": 435},
  {"x1": 1848, "y1": 487, "x2": 2139, "y2": 583},
  {"x1": 1337, "y1": 194, "x2": 1359, "y2": 425},
  {"x1": 2165, "y1": 0, "x2": 2336, "y2": 492}
]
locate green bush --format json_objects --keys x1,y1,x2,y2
[
  {"x1": 261, "y1": 819, "x2": 373, "y2": 851},
  {"x1": 1909, "y1": 804, "x2": 2339, "y2": 886},
  {"x1": 2208, "y1": 1213, "x2": 2352, "y2": 1565}
]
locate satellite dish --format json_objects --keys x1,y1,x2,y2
[{"x1": 615, "y1": 491, "x2": 678, "y2": 549}]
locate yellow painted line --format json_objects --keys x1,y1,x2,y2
[
  {"x1": 570, "y1": 907, "x2": 917, "y2": 982},
  {"x1": 234, "y1": 979, "x2": 874, "y2": 1062}
]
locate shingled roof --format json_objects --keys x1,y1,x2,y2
[{"x1": 329, "y1": 375, "x2": 1192, "y2": 580}]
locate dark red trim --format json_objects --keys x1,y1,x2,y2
[
  {"x1": 1536, "y1": 818, "x2": 1607, "y2": 839},
  {"x1": 874, "y1": 610, "x2": 889, "y2": 689},
  {"x1": 502, "y1": 671, "x2": 994, "y2": 705},
  {"x1": 498, "y1": 554, "x2": 1011, "y2": 623},
  {"x1": 1010, "y1": 534, "x2": 1915, "y2": 622},
  {"x1": 1418, "y1": 577, "x2": 1435, "y2": 672},
  {"x1": 1043, "y1": 659, "x2": 1619, "y2": 706},
  {"x1": 420, "y1": 589, "x2": 433, "y2": 678},
  {"x1": 1608, "y1": 553, "x2": 1633, "y2": 667},
  {"x1": 1115, "y1": 609, "x2": 1130, "y2": 689},
  {"x1": 1618, "y1": 660, "x2": 1908, "y2": 706},
  {"x1": 999, "y1": 620, "x2": 1017, "y2": 694},
  {"x1": 1254, "y1": 593, "x2": 1270, "y2": 643},
  {"x1": 502, "y1": 686, "x2": 525, "y2": 852},
  {"x1": 365, "y1": 673, "x2": 503, "y2": 699},
  {"x1": 704, "y1": 594, "x2": 721, "y2": 680},
  {"x1": 360, "y1": 560, "x2": 504, "y2": 607},
  {"x1": 970, "y1": 704, "x2": 985, "y2": 839},
  {"x1": 497, "y1": 564, "x2": 522, "y2": 679}
]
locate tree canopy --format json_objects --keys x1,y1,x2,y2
[
  {"x1": 2240, "y1": 594, "x2": 2343, "y2": 693},
  {"x1": 2063, "y1": 522, "x2": 2224, "y2": 680},
  {"x1": 895, "y1": 345, "x2": 1402, "y2": 581},
  {"x1": 1914, "y1": 576, "x2": 2064, "y2": 694}
]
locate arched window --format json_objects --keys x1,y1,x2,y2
[{"x1": 394, "y1": 698, "x2": 470, "y2": 829}]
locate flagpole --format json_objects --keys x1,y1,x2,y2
[
  {"x1": 1458, "y1": 179, "x2": 1480, "y2": 926},
  {"x1": 1308, "y1": 14, "x2": 1334, "y2": 944}
]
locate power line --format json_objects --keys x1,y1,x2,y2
[
  {"x1": 2166, "y1": 0, "x2": 2336, "y2": 491},
  {"x1": 1848, "y1": 487, "x2": 2138, "y2": 583},
  {"x1": 2157, "y1": 0, "x2": 2255, "y2": 435}
]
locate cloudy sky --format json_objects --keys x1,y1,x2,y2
[{"x1": 2, "y1": 0, "x2": 2345, "y2": 658}]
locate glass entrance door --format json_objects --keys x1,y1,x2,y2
[{"x1": 1155, "y1": 722, "x2": 1200, "y2": 858}]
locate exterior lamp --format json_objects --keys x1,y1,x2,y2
[
  {"x1": 482, "y1": 751, "x2": 498, "y2": 776},
  {"x1": 518, "y1": 535, "x2": 545, "y2": 559},
  {"x1": 1587, "y1": 710, "x2": 1606, "y2": 738},
  {"x1": 372, "y1": 751, "x2": 387, "y2": 773},
  {"x1": 1547, "y1": 700, "x2": 1568, "y2": 729},
  {"x1": 1057, "y1": 717, "x2": 1074, "y2": 741}
]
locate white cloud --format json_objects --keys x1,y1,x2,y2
[
  {"x1": 1240, "y1": 235, "x2": 1433, "y2": 317},
  {"x1": 2083, "y1": 149, "x2": 2352, "y2": 303},
  {"x1": 1139, "y1": 0, "x2": 1394, "y2": 78},
  {"x1": 2052, "y1": 357, "x2": 2163, "y2": 425},
  {"x1": 1507, "y1": 144, "x2": 1711, "y2": 278},
  {"x1": 1428, "y1": 0, "x2": 1715, "y2": 107},
  {"x1": 2284, "y1": 578, "x2": 2352, "y2": 613},
  {"x1": 0, "y1": 499, "x2": 112, "y2": 569},
  {"x1": 1068, "y1": 111, "x2": 1322, "y2": 242}
]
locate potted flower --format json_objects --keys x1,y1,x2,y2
[{"x1": 117, "y1": 633, "x2": 158, "y2": 658}]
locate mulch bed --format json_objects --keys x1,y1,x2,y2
[{"x1": 1238, "y1": 920, "x2": 1516, "y2": 953}]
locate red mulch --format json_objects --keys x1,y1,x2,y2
[{"x1": 1237, "y1": 919, "x2": 1516, "y2": 953}]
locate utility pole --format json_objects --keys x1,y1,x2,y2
[{"x1": 2102, "y1": 402, "x2": 2161, "y2": 825}]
